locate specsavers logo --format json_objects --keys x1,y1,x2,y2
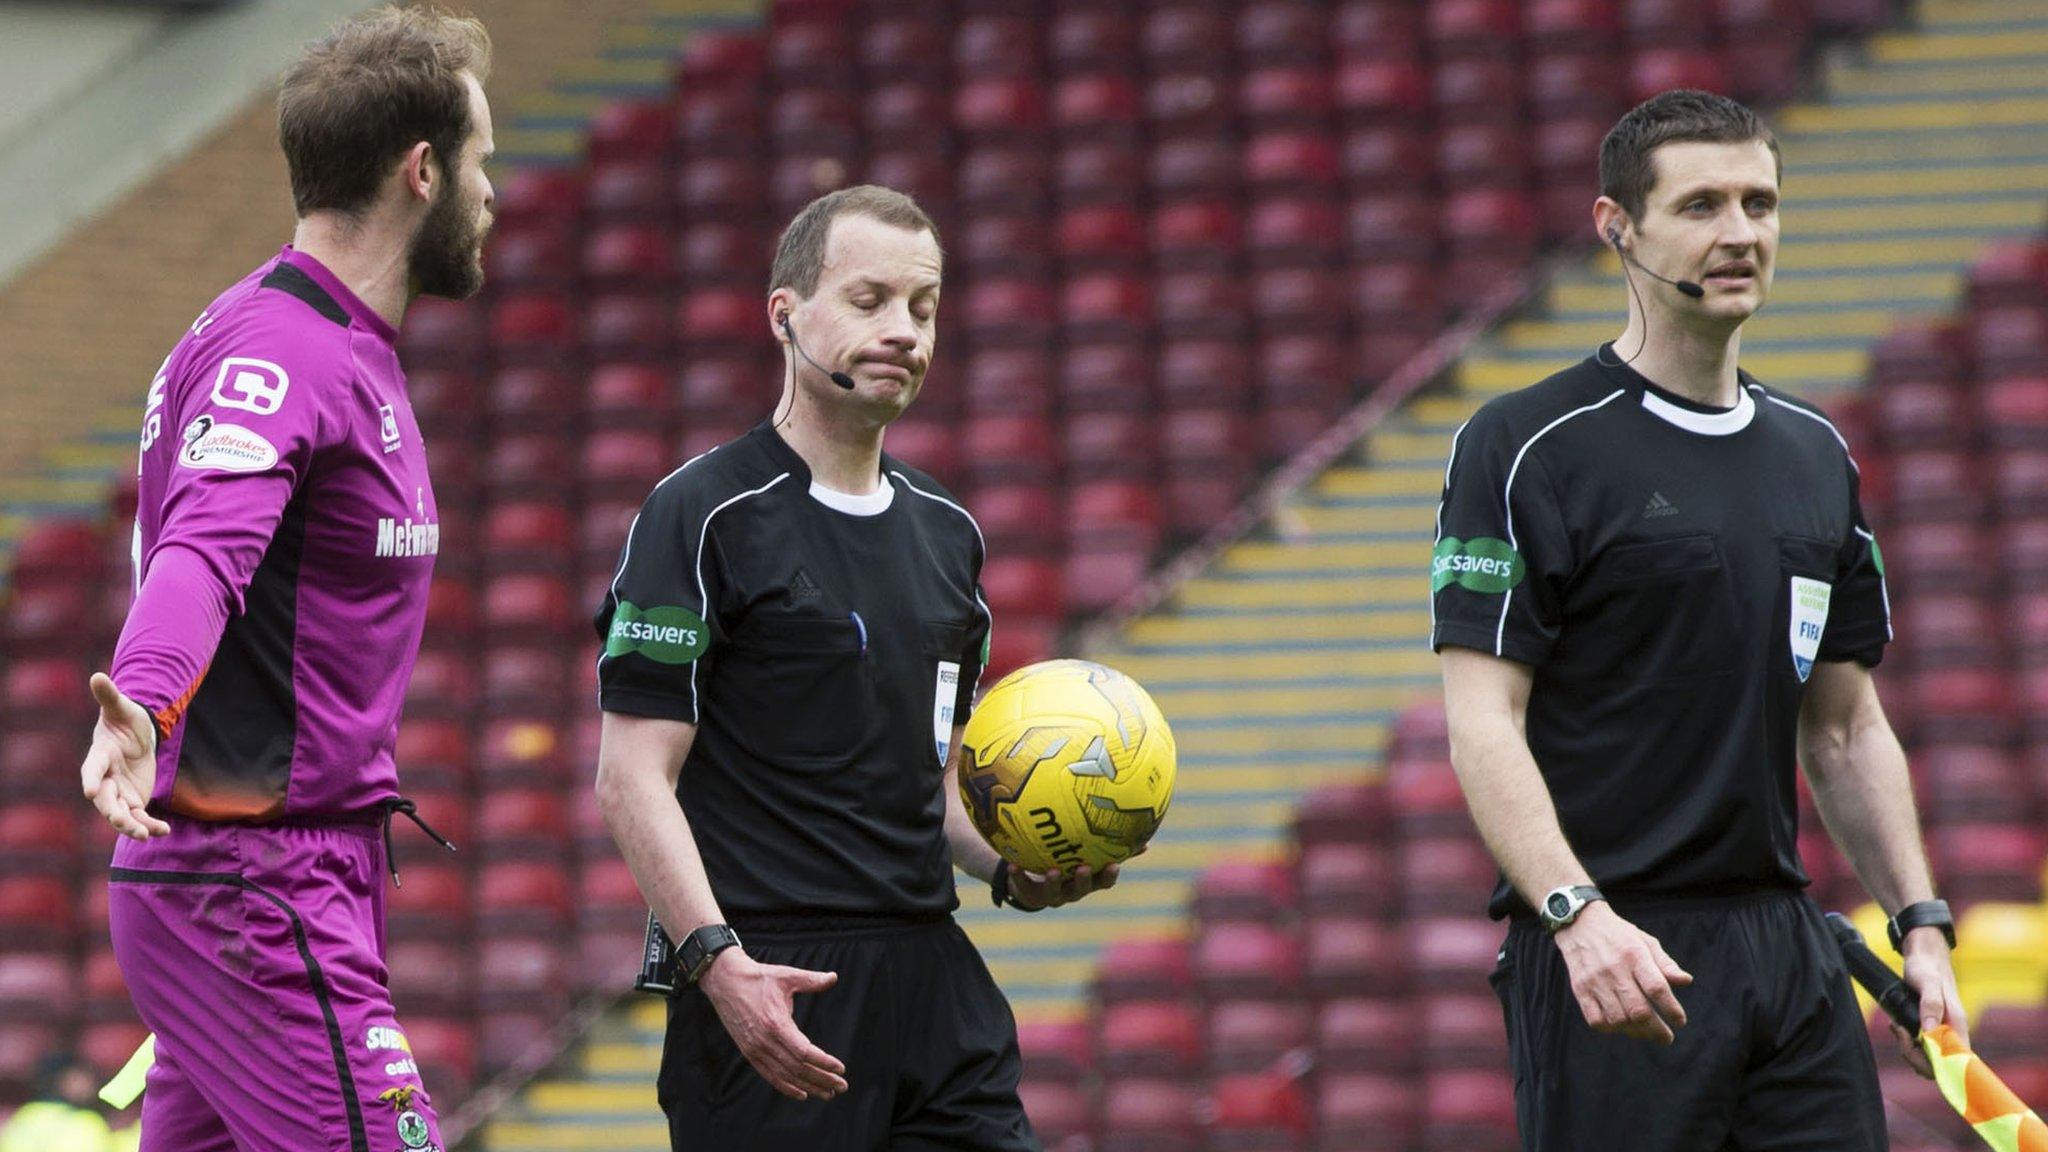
[
  {"x1": 606, "y1": 602, "x2": 710, "y2": 665},
  {"x1": 1431, "y1": 537, "x2": 1525, "y2": 595}
]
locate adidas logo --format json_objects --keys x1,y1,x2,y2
[
  {"x1": 1642, "y1": 491, "x2": 1680, "y2": 519},
  {"x1": 789, "y1": 568, "x2": 823, "y2": 600}
]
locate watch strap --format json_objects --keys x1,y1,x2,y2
[
  {"x1": 681, "y1": 923, "x2": 742, "y2": 985},
  {"x1": 1887, "y1": 899, "x2": 1955, "y2": 952},
  {"x1": 991, "y1": 861, "x2": 1042, "y2": 913}
]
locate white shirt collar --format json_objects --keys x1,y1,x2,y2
[
  {"x1": 1640, "y1": 386, "x2": 1756, "y2": 436},
  {"x1": 808, "y1": 479, "x2": 895, "y2": 516}
]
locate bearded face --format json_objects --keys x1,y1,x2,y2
[{"x1": 409, "y1": 176, "x2": 487, "y2": 301}]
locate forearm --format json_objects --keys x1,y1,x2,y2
[
  {"x1": 1802, "y1": 717, "x2": 1935, "y2": 916},
  {"x1": 1450, "y1": 717, "x2": 1594, "y2": 906},
  {"x1": 944, "y1": 751, "x2": 1002, "y2": 886},
  {"x1": 596, "y1": 750, "x2": 726, "y2": 939}
]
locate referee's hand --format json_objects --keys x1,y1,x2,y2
[
  {"x1": 80, "y1": 673, "x2": 170, "y2": 842},
  {"x1": 1894, "y1": 930, "x2": 1967, "y2": 1080},
  {"x1": 1007, "y1": 861, "x2": 1126, "y2": 911},
  {"x1": 698, "y1": 949, "x2": 848, "y2": 1102},
  {"x1": 1554, "y1": 903, "x2": 1694, "y2": 1045}
]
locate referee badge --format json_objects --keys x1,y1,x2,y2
[{"x1": 1789, "y1": 577, "x2": 1831, "y2": 682}]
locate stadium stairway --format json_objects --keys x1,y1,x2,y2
[{"x1": 476, "y1": 1, "x2": 2048, "y2": 1149}]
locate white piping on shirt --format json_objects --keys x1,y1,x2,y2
[{"x1": 1494, "y1": 390, "x2": 1627, "y2": 656}]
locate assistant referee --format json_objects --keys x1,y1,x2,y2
[
  {"x1": 593, "y1": 186, "x2": 1116, "y2": 1152},
  {"x1": 1431, "y1": 91, "x2": 1965, "y2": 1150}
]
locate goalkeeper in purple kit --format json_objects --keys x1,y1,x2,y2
[{"x1": 75, "y1": 8, "x2": 495, "y2": 1151}]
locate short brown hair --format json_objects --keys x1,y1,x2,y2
[
  {"x1": 278, "y1": 5, "x2": 492, "y2": 217},
  {"x1": 1600, "y1": 89, "x2": 1781, "y2": 223},
  {"x1": 769, "y1": 185, "x2": 942, "y2": 298}
]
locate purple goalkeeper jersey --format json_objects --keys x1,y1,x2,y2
[{"x1": 110, "y1": 246, "x2": 438, "y2": 821}]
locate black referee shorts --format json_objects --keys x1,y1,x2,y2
[
  {"x1": 658, "y1": 917, "x2": 1038, "y2": 1152},
  {"x1": 1493, "y1": 889, "x2": 1886, "y2": 1152}
]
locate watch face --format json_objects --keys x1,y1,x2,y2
[{"x1": 1547, "y1": 893, "x2": 1572, "y2": 919}]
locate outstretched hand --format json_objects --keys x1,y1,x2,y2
[
  {"x1": 80, "y1": 673, "x2": 169, "y2": 841},
  {"x1": 1006, "y1": 846, "x2": 1144, "y2": 911}
]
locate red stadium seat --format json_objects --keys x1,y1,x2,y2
[
  {"x1": 1347, "y1": 194, "x2": 1437, "y2": 264},
  {"x1": 676, "y1": 156, "x2": 767, "y2": 221},
  {"x1": 1343, "y1": 126, "x2": 1436, "y2": 194},
  {"x1": 1095, "y1": 935, "x2": 1195, "y2": 1004},
  {"x1": 677, "y1": 222, "x2": 763, "y2": 288},
  {"x1": 1057, "y1": 139, "x2": 1144, "y2": 206},
  {"x1": 958, "y1": 144, "x2": 1052, "y2": 212},
  {"x1": 386, "y1": 939, "x2": 471, "y2": 1018},
  {"x1": 1244, "y1": 132, "x2": 1341, "y2": 196},
  {"x1": 1017, "y1": 1080, "x2": 1092, "y2": 1143},
  {"x1": 80, "y1": 1022, "x2": 151, "y2": 1081},
  {"x1": 1258, "y1": 335, "x2": 1346, "y2": 410},
  {"x1": 4, "y1": 584, "x2": 92, "y2": 647},
  {"x1": 404, "y1": 650, "x2": 478, "y2": 720},
  {"x1": 1098, "y1": 1000, "x2": 1202, "y2": 1076},
  {"x1": 1527, "y1": 53, "x2": 1629, "y2": 121},
  {"x1": 862, "y1": 82, "x2": 947, "y2": 149},
  {"x1": 772, "y1": 87, "x2": 859, "y2": 156},
  {"x1": 81, "y1": 947, "x2": 129, "y2": 1022},
  {"x1": 492, "y1": 167, "x2": 583, "y2": 230},
  {"x1": 475, "y1": 861, "x2": 573, "y2": 934},
  {"x1": 1408, "y1": 916, "x2": 1501, "y2": 993},
  {"x1": 1428, "y1": 0, "x2": 1523, "y2": 55},
  {"x1": 771, "y1": 18, "x2": 856, "y2": 90},
  {"x1": 1982, "y1": 376, "x2": 2048, "y2": 449},
  {"x1": 979, "y1": 556, "x2": 1065, "y2": 621},
  {"x1": 1889, "y1": 451, "x2": 1985, "y2": 524},
  {"x1": 1299, "y1": 842, "x2": 1399, "y2": 919},
  {"x1": 486, "y1": 367, "x2": 579, "y2": 435},
  {"x1": 1434, "y1": 57, "x2": 1523, "y2": 126},
  {"x1": 880, "y1": 419, "x2": 959, "y2": 486},
  {"x1": 962, "y1": 348, "x2": 1055, "y2": 416},
  {"x1": 859, "y1": 16, "x2": 945, "y2": 80},
  {"x1": 974, "y1": 484, "x2": 1064, "y2": 554},
  {"x1": 1053, "y1": 73, "x2": 1143, "y2": 142},
  {"x1": 1158, "y1": 338, "x2": 1255, "y2": 410},
  {"x1": 1096, "y1": 1078, "x2": 1200, "y2": 1152},
  {"x1": 1048, "y1": 8, "x2": 1136, "y2": 73},
  {"x1": 961, "y1": 277, "x2": 1057, "y2": 347},
  {"x1": 1196, "y1": 923, "x2": 1305, "y2": 999},
  {"x1": 1423, "y1": 1068, "x2": 1519, "y2": 1148},
  {"x1": 583, "y1": 226, "x2": 676, "y2": 290},
  {"x1": 1919, "y1": 746, "x2": 2027, "y2": 826},
  {"x1": 0, "y1": 875, "x2": 76, "y2": 951},
  {"x1": 482, "y1": 502, "x2": 574, "y2": 571},
  {"x1": 1421, "y1": 993, "x2": 1510, "y2": 1070},
  {"x1": 1870, "y1": 320, "x2": 1967, "y2": 387},
  {"x1": 1968, "y1": 241, "x2": 2048, "y2": 311},
  {"x1": 963, "y1": 415, "x2": 1060, "y2": 488},
  {"x1": 1438, "y1": 122, "x2": 1532, "y2": 192},
  {"x1": 1068, "y1": 481, "x2": 1164, "y2": 552},
  {"x1": 1142, "y1": 4, "x2": 1233, "y2": 71},
  {"x1": 1317, "y1": 1002, "x2": 1414, "y2": 1075},
  {"x1": 484, "y1": 226, "x2": 576, "y2": 289},
  {"x1": 1066, "y1": 413, "x2": 1158, "y2": 482},
  {"x1": 1057, "y1": 205, "x2": 1148, "y2": 271},
  {"x1": 1875, "y1": 380, "x2": 1969, "y2": 452},
  {"x1": 1331, "y1": 0, "x2": 1425, "y2": 60},
  {"x1": 490, "y1": 294, "x2": 577, "y2": 361},
  {"x1": 1625, "y1": 0, "x2": 1717, "y2": 47},
  {"x1": 955, "y1": 78, "x2": 1048, "y2": 141},
  {"x1": 1910, "y1": 668, "x2": 2017, "y2": 747},
  {"x1": 1401, "y1": 836, "x2": 1501, "y2": 917},
  {"x1": 586, "y1": 364, "x2": 672, "y2": 430},
  {"x1": 1061, "y1": 338, "x2": 1153, "y2": 412},
  {"x1": 1062, "y1": 546, "x2": 1154, "y2": 614},
  {"x1": 954, "y1": 14, "x2": 1037, "y2": 76},
  {"x1": 0, "y1": 730, "x2": 77, "y2": 800},
  {"x1": 1888, "y1": 522, "x2": 1992, "y2": 597},
  {"x1": 1935, "y1": 824, "x2": 2046, "y2": 904},
  {"x1": 1149, "y1": 134, "x2": 1240, "y2": 200},
  {"x1": 1335, "y1": 58, "x2": 1432, "y2": 127},
  {"x1": 1192, "y1": 858, "x2": 1300, "y2": 925},
  {"x1": 0, "y1": 951, "x2": 73, "y2": 1024},
  {"x1": 1207, "y1": 998, "x2": 1312, "y2": 1074},
  {"x1": 582, "y1": 428, "x2": 675, "y2": 501},
  {"x1": 1060, "y1": 275, "x2": 1150, "y2": 344},
  {"x1": 676, "y1": 88, "x2": 762, "y2": 162},
  {"x1": 584, "y1": 295, "x2": 673, "y2": 363},
  {"x1": 1319, "y1": 1071, "x2": 1418, "y2": 1149},
  {"x1": 4, "y1": 658, "x2": 92, "y2": 729},
  {"x1": 1154, "y1": 271, "x2": 1251, "y2": 341},
  {"x1": 1525, "y1": 0, "x2": 1623, "y2": 52},
  {"x1": 957, "y1": 212, "x2": 1051, "y2": 280},
  {"x1": 1975, "y1": 304, "x2": 2048, "y2": 378},
  {"x1": 587, "y1": 98, "x2": 673, "y2": 165},
  {"x1": 1629, "y1": 49, "x2": 1729, "y2": 105},
  {"x1": 1240, "y1": 1, "x2": 1328, "y2": 66},
  {"x1": 1305, "y1": 917, "x2": 1404, "y2": 999},
  {"x1": 1147, "y1": 71, "x2": 1236, "y2": 137},
  {"x1": 1209, "y1": 1072, "x2": 1312, "y2": 1147},
  {"x1": 1153, "y1": 201, "x2": 1245, "y2": 272},
  {"x1": 1241, "y1": 67, "x2": 1335, "y2": 131},
  {"x1": 584, "y1": 159, "x2": 668, "y2": 223},
  {"x1": 475, "y1": 789, "x2": 572, "y2": 863}
]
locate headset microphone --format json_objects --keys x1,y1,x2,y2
[
  {"x1": 1607, "y1": 227, "x2": 1706, "y2": 299},
  {"x1": 780, "y1": 315, "x2": 856, "y2": 390}
]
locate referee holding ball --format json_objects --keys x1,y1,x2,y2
[
  {"x1": 593, "y1": 185, "x2": 1117, "y2": 1152},
  {"x1": 1431, "y1": 91, "x2": 1964, "y2": 1150}
]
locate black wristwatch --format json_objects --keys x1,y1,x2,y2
[
  {"x1": 1887, "y1": 899, "x2": 1956, "y2": 952},
  {"x1": 991, "y1": 861, "x2": 1042, "y2": 913},
  {"x1": 1539, "y1": 885, "x2": 1606, "y2": 933},
  {"x1": 679, "y1": 923, "x2": 743, "y2": 985}
]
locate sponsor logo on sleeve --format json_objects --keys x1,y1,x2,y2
[
  {"x1": 605, "y1": 602, "x2": 710, "y2": 665},
  {"x1": 209, "y1": 357, "x2": 290, "y2": 415},
  {"x1": 177, "y1": 416, "x2": 279, "y2": 473},
  {"x1": 1431, "y1": 537, "x2": 1526, "y2": 594},
  {"x1": 379, "y1": 404, "x2": 403, "y2": 454},
  {"x1": 1790, "y1": 577, "x2": 1832, "y2": 683}
]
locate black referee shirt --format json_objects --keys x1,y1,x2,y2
[
  {"x1": 1430, "y1": 346, "x2": 1892, "y2": 920},
  {"x1": 596, "y1": 423, "x2": 993, "y2": 926}
]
